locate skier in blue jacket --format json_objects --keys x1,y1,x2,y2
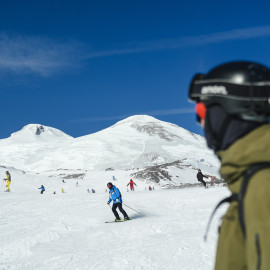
[
  {"x1": 107, "y1": 182, "x2": 129, "y2": 221},
  {"x1": 38, "y1": 185, "x2": 45, "y2": 194}
]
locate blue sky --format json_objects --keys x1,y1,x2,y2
[{"x1": 1, "y1": 0, "x2": 270, "y2": 138}]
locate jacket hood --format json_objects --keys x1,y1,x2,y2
[{"x1": 217, "y1": 124, "x2": 270, "y2": 186}]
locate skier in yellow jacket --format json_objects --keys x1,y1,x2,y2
[
  {"x1": 189, "y1": 61, "x2": 270, "y2": 270},
  {"x1": 4, "y1": 171, "x2": 11, "y2": 192}
]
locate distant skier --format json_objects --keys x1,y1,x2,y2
[
  {"x1": 112, "y1": 176, "x2": 116, "y2": 181},
  {"x1": 107, "y1": 182, "x2": 129, "y2": 221},
  {"x1": 148, "y1": 186, "x2": 152, "y2": 191},
  {"x1": 62, "y1": 180, "x2": 65, "y2": 183},
  {"x1": 61, "y1": 188, "x2": 65, "y2": 193},
  {"x1": 197, "y1": 169, "x2": 208, "y2": 188},
  {"x1": 87, "y1": 188, "x2": 90, "y2": 193},
  {"x1": 39, "y1": 185, "x2": 45, "y2": 194},
  {"x1": 92, "y1": 189, "x2": 95, "y2": 193},
  {"x1": 76, "y1": 182, "x2": 79, "y2": 187},
  {"x1": 127, "y1": 179, "x2": 137, "y2": 191},
  {"x1": 4, "y1": 171, "x2": 11, "y2": 192}
]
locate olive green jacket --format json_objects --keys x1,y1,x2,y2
[
  {"x1": 215, "y1": 124, "x2": 270, "y2": 270},
  {"x1": 217, "y1": 124, "x2": 270, "y2": 192}
]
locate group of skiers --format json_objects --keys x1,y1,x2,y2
[
  {"x1": 35, "y1": 179, "x2": 136, "y2": 222},
  {"x1": 38, "y1": 185, "x2": 65, "y2": 194}
]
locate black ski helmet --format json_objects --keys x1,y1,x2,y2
[
  {"x1": 189, "y1": 61, "x2": 270, "y2": 151},
  {"x1": 189, "y1": 61, "x2": 270, "y2": 122},
  {"x1": 107, "y1": 182, "x2": 113, "y2": 188}
]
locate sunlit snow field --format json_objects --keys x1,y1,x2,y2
[{"x1": 0, "y1": 168, "x2": 229, "y2": 270}]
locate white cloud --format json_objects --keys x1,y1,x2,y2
[
  {"x1": 2, "y1": 25, "x2": 270, "y2": 76},
  {"x1": 69, "y1": 108, "x2": 194, "y2": 123},
  {"x1": 0, "y1": 33, "x2": 80, "y2": 76},
  {"x1": 85, "y1": 25, "x2": 270, "y2": 59}
]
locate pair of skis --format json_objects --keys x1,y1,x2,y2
[{"x1": 105, "y1": 219, "x2": 131, "y2": 223}]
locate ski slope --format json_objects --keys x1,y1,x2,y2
[{"x1": 0, "y1": 168, "x2": 229, "y2": 270}]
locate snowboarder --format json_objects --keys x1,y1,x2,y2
[
  {"x1": 189, "y1": 60, "x2": 270, "y2": 269},
  {"x1": 196, "y1": 169, "x2": 208, "y2": 188},
  {"x1": 127, "y1": 179, "x2": 137, "y2": 191},
  {"x1": 3, "y1": 171, "x2": 11, "y2": 192},
  {"x1": 107, "y1": 182, "x2": 129, "y2": 221},
  {"x1": 148, "y1": 186, "x2": 152, "y2": 191},
  {"x1": 38, "y1": 185, "x2": 45, "y2": 194}
]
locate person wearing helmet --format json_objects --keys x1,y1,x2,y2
[
  {"x1": 107, "y1": 182, "x2": 129, "y2": 221},
  {"x1": 189, "y1": 61, "x2": 270, "y2": 269},
  {"x1": 196, "y1": 169, "x2": 208, "y2": 188},
  {"x1": 4, "y1": 171, "x2": 11, "y2": 192}
]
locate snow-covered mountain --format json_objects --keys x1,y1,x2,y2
[
  {"x1": 0, "y1": 116, "x2": 220, "y2": 184},
  {"x1": 0, "y1": 119, "x2": 226, "y2": 270}
]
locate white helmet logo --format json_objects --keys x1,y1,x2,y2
[{"x1": 201, "y1": 86, "x2": 228, "y2": 95}]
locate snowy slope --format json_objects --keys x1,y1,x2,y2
[
  {"x1": 0, "y1": 124, "x2": 73, "y2": 172},
  {"x1": 0, "y1": 167, "x2": 229, "y2": 270},
  {"x1": 0, "y1": 116, "x2": 220, "y2": 179}
]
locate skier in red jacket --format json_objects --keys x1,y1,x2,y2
[{"x1": 127, "y1": 179, "x2": 137, "y2": 191}]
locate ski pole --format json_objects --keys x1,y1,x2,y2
[
  {"x1": 1, "y1": 180, "x2": 4, "y2": 192},
  {"x1": 123, "y1": 203, "x2": 141, "y2": 214}
]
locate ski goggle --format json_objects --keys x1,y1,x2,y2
[{"x1": 195, "y1": 102, "x2": 206, "y2": 124}]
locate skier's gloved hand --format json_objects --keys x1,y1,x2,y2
[{"x1": 107, "y1": 201, "x2": 110, "y2": 205}]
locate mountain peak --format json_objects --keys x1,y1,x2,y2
[
  {"x1": 10, "y1": 124, "x2": 72, "y2": 142},
  {"x1": 124, "y1": 115, "x2": 158, "y2": 122}
]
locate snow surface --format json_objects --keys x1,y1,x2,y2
[
  {"x1": 0, "y1": 167, "x2": 229, "y2": 270},
  {"x1": 0, "y1": 116, "x2": 227, "y2": 269}
]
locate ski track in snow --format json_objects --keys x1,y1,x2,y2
[
  {"x1": 124, "y1": 139, "x2": 147, "y2": 167},
  {"x1": 0, "y1": 169, "x2": 229, "y2": 270}
]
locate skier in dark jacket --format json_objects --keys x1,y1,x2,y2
[
  {"x1": 107, "y1": 182, "x2": 129, "y2": 221},
  {"x1": 196, "y1": 169, "x2": 208, "y2": 187}
]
